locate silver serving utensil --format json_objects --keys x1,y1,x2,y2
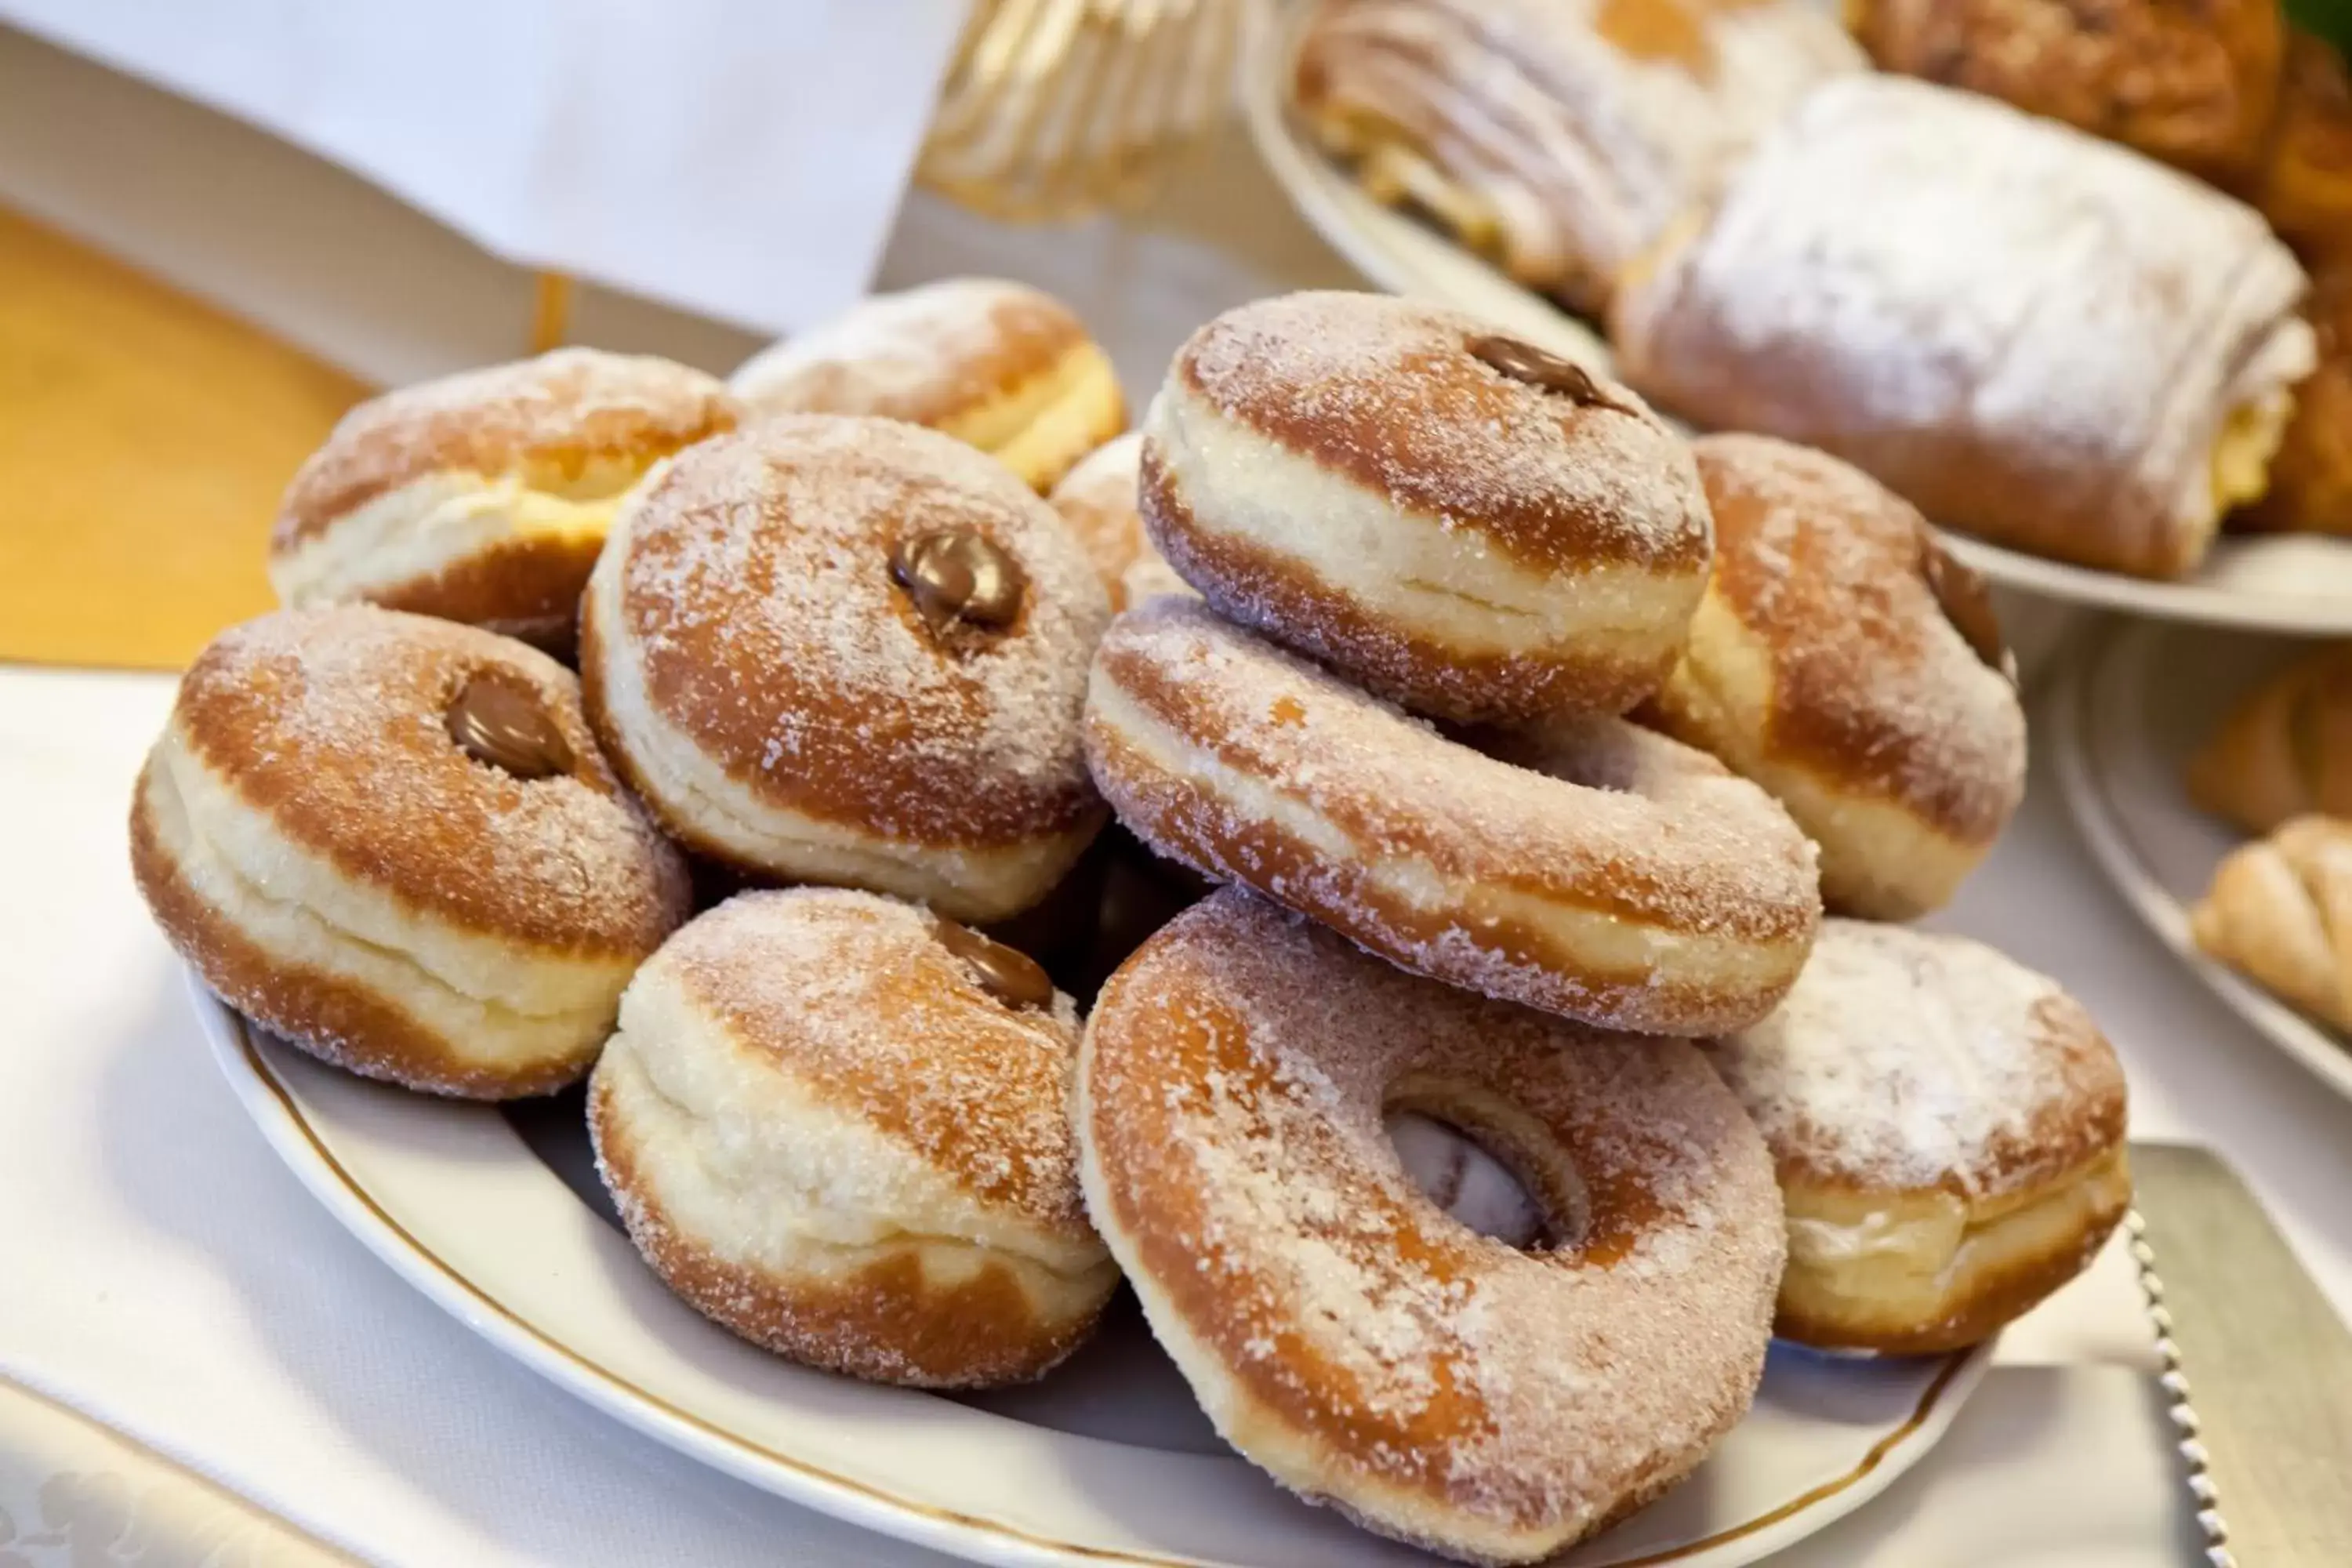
[{"x1": 2126, "y1": 1142, "x2": 2352, "y2": 1566}]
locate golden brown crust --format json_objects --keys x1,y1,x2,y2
[
  {"x1": 2187, "y1": 641, "x2": 2352, "y2": 833},
  {"x1": 131, "y1": 784, "x2": 591, "y2": 1098},
  {"x1": 730, "y1": 280, "x2": 1091, "y2": 430},
  {"x1": 171, "y1": 607, "x2": 688, "y2": 954},
  {"x1": 365, "y1": 528, "x2": 606, "y2": 653},
  {"x1": 590, "y1": 1074, "x2": 1098, "y2": 1387},
  {"x1": 1666, "y1": 434, "x2": 2026, "y2": 846},
  {"x1": 274, "y1": 350, "x2": 740, "y2": 547},
  {"x1": 2256, "y1": 31, "x2": 2352, "y2": 268},
  {"x1": 1141, "y1": 452, "x2": 1670, "y2": 720},
  {"x1": 1168, "y1": 294, "x2": 1711, "y2": 577},
  {"x1": 1080, "y1": 890, "x2": 1784, "y2": 1555},
  {"x1": 1853, "y1": 0, "x2": 2284, "y2": 184},
  {"x1": 590, "y1": 420, "x2": 1107, "y2": 851},
  {"x1": 1778, "y1": 1181, "x2": 2131, "y2": 1353},
  {"x1": 2234, "y1": 267, "x2": 2352, "y2": 535}
]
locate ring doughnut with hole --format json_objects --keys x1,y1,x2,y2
[
  {"x1": 1078, "y1": 887, "x2": 1786, "y2": 1565},
  {"x1": 1083, "y1": 597, "x2": 1820, "y2": 1034}
]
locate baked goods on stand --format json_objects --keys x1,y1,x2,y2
[{"x1": 137, "y1": 281, "x2": 2132, "y2": 1565}]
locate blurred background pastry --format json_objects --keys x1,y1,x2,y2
[
  {"x1": 2254, "y1": 29, "x2": 2352, "y2": 268},
  {"x1": 2187, "y1": 640, "x2": 2352, "y2": 830},
  {"x1": 2192, "y1": 815, "x2": 2352, "y2": 1029},
  {"x1": 1290, "y1": 0, "x2": 1862, "y2": 314},
  {"x1": 267, "y1": 349, "x2": 739, "y2": 652},
  {"x1": 1610, "y1": 76, "x2": 2316, "y2": 579},
  {"x1": 730, "y1": 278, "x2": 1124, "y2": 492},
  {"x1": 1848, "y1": 0, "x2": 2285, "y2": 187},
  {"x1": 2231, "y1": 263, "x2": 2352, "y2": 535}
]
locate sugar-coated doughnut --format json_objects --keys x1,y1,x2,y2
[
  {"x1": 593, "y1": 889, "x2": 1119, "y2": 1386},
  {"x1": 1140, "y1": 291, "x2": 1712, "y2": 723},
  {"x1": 130, "y1": 605, "x2": 690, "y2": 1097},
  {"x1": 1080, "y1": 888, "x2": 1784, "y2": 1565},
  {"x1": 730, "y1": 278, "x2": 1125, "y2": 491},
  {"x1": 581, "y1": 416, "x2": 1111, "y2": 923},
  {"x1": 1643, "y1": 436, "x2": 2027, "y2": 920},
  {"x1": 1045, "y1": 434, "x2": 1190, "y2": 611},
  {"x1": 1085, "y1": 597, "x2": 1820, "y2": 1034},
  {"x1": 1705, "y1": 920, "x2": 2131, "y2": 1353},
  {"x1": 269, "y1": 349, "x2": 739, "y2": 649}
]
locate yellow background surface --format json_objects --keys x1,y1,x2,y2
[{"x1": 0, "y1": 207, "x2": 366, "y2": 670}]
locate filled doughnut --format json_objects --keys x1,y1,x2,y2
[
  {"x1": 1140, "y1": 291, "x2": 1713, "y2": 724},
  {"x1": 1045, "y1": 433, "x2": 1189, "y2": 610},
  {"x1": 593, "y1": 889, "x2": 1118, "y2": 1386},
  {"x1": 729, "y1": 278, "x2": 1124, "y2": 491},
  {"x1": 1705, "y1": 920, "x2": 2131, "y2": 1353},
  {"x1": 581, "y1": 415, "x2": 1111, "y2": 923},
  {"x1": 130, "y1": 605, "x2": 690, "y2": 1098},
  {"x1": 268, "y1": 349, "x2": 739, "y2": 650},
  {"x1": 1610, "y1": 76, "x2": 2316, "y2": 579},
  {"x1": 1642, "y1": 435, "x2": 2027, "y2": 920},
  {"x1": 1080, "y1": 887, "x2": 1784, "y2": 1564},
  {"x1": 1084, "y1": 597, "x2": 1820, "y2": 1034}
]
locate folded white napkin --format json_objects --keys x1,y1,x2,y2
[{"x1": 0, "y1": 0, "x2": 964, "y2": 333}]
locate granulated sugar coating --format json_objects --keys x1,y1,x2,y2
[
  {"x1": 275, "y1": 347, "x2": 739, "y2": 545},
  {"x1": 1168, "y1": 290, "x2": 1710, "y2": 572},
  {"x1": 1706, "y1": 920, "x2": 2129, "y2": 1200},
  {"x1": 1686, "y1": 434, "x2": 2027, "y2": 841},
  {"x1": 730, "y1": 278, "x2": 1087, "y2": 427},
  {"x1": 607, "y1": 417, "x2": 1109, "y2": 844},
  {"x1": 1080, "y1": 888, "x2": 1784, "y2": 1561},
  {"x1": 1085, "y1": 597, "x2": 1820, "y2": 1035},
  {"x1": 172, "y1": 604, "x2": 687, "y2": 952}
]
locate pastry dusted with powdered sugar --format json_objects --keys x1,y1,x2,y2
[{"x1": 1611, "y1": 75, "x2": 2316, "y2": 579}]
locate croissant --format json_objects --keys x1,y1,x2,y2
[
  {"x1": 2187, "y1": 643, "x2": 2352, "y2": 833},
  {"x1": 2190, "y1": 815, "x2": 2352, "y2": 1032},
  {"x1": 1290, "y1": 0, "x2": 1862, "y2": 315},
  {"x1": 1609, "y1": 76, "x2": 2317, "y2": 579}
]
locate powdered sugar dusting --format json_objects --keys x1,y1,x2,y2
[
  {"x1": 1706, "y1": 920, "x2": 2128, "y2": 1197},
  {"x1": 1613, "y1": 76, "x2": 2314, "y2": 575},
  {"x1": 1086, "y1": 889, "x2": 1781, "y2": 1538},
  {"x1": 1169, "y1": 292, "x2": 1710, "y2": 568},
  {"x1": 275, "y1": 348, "x2": 738, "y2": 546},
  {"x1": 612, "y1": 417, "x2": 1109, "y2": 842},
  {"x1": 661, "y1": 888, "x2": 1091, "y2": 1227},
  {"x1": 731, "y1": 278, "x2": 1082, "y2": 424},
  {"x1": 178, "y1": 605, "x2": 687, "y2": 952}
]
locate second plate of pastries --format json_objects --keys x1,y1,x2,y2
[
  {"x1": 1247, "y1": 0, "x2": 2352, "y2": 630},
  {"x1": 147, "y1": 280, "x2": 2140, "y2": 1565},
  {"x1": 2058, "y1": 620, "x2": 2352, "y2": 1105}
]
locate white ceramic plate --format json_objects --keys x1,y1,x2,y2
[
  {"x1": 1239, "y1": 3, "x2": 2352, "y2": 635},
  {"x1": 2055, "y1": 619, "x2": 2352, "y2": 1104},
  {"x1": 195, "y1": 978, "x2": 1987, "y2": 1568}
]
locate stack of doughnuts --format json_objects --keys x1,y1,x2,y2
[{"x1": 134, "y1": 281, "x2": 2125, "y2": 1566}]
